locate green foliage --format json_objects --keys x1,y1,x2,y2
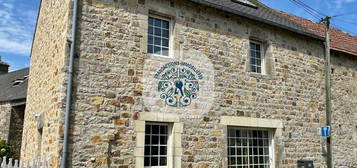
[{"x1": 0, "y1": 140, "x2": 13, "y2": 158}]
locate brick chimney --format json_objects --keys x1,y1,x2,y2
[{"x1": 0, "y1": 56, "x2": 9, "y2": 74}]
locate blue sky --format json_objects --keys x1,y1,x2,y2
[
  {"x1": 0, "y1": 0, "x2": 40, "y2": 71},
  {"x1": 0, "y1": 0, "x2": 356, "y2": 71}
]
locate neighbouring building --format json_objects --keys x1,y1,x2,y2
[
  {"x1": 0, "y1": 59, "x2": 29, "y2": 159},
  {"x1": 20, "y1": 0, "x2": 357, "y2": 168}
]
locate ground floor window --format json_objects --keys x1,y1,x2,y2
[
  {"x1": 227, "y1": 127, "x2": 273, "y2": 168},
  {"x1": 144, "y1": 123, "x2": 170, "y2": 167}
]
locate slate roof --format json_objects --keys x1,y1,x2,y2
[
  {"x1": 0, "y1": 68, "x2": 29, "y2": 102},
  {"x1": 189, "y1": 0, "x2": 324, "y2": 41},
  {"x1": 279, "y1": 11, "x2": 357, "y2": 56}
]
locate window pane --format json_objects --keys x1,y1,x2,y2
[
  {"x1": 152, "y1": 136, "x2": 159, "y2": 145},
  {"x1": 145, "y1": 125, "x2": 151, "y2": 134},
  {"x1": 144, "y1": 146, "x2": 150, "y2": 155},
  {"x1": 154, "y1": 46, "x2": 161, "y2": 55},
  {"x1": 154, "y1": 37, "x2": 161, "y2": 46},
  {"x1": 251, "y1": 65, "x2": 257, "y2": 73},
  {"x1": 257, "y1": 67, "x2": 262, "y2": 73},
  {"x1": 149, "y1": 17, "x2": 154, "y2": 26},
  {"x1": 251, "y1": 58, "x2": 257, "y2": 65},
  {"x1": 256, "y1": 51, "x2": 262, "y2": 59},
  {"x1": 251, "y1": 51, "x2": 256, "y2": 59},
  {"x1": 148, "y1": 35, "x2": 153, "y2": 44},
  {"x1": 151, "y1": 157, "x2": 159, "y2": 166},
  {"x1": 162, "y1": 38, "x2": 169, "y2": 47},
  {"x1": 257, "y1": 59, "x2": 261, "y2": 66},
  {"x1": 250, "y1": 43, "x2": 256, "y2": 50},
  {"x1": 154, "y1": 18, "x2": 161, "y2": 27},
  {"x1": 148, "y1": 26, "x2": 153, "y2": 35},
  {"x1": 144, "y1": 157, "x2": 150, "y2": 166},
  {"x1": 162, "y1": 20, "x2": 169, "y2": 29},
  {"x1": 160, "y1": 157, "x2": 167, "y2": 166},
  {"x1": 162, "y1": 48, "x2": 169, "y2": 56},
  {"x1": 145, "y1": 135, "x2": 150, "y2": 145},
  {"x1": 152, "y1": 146, "x2": 158, "y2": 155},
  {"x1": 147, "y1": 45, "x2": 153, "y2": 54},
  {"x1": 160, "y1": 146, "x2": 167, "y2": 155},
  {"x1": 160, "y1": 136, "x2": 167, "y2": 144},
  {"x1": 154, "y1": 27, "x2": 161, "y2": 36},
  {"x1": 160, "y1": 125, "x2": 167, "y2": 134},
  {"x1": 256, "y1": 44, "x2": 261, "y2": 51},
  {"x1": 162, "y1": 29, "x2": 169, "y2": 38}
]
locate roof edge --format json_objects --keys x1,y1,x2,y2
[{"x1": 190, "y1": 0, "x2": 325, "y2": 41}]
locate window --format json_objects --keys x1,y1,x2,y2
[
  {"x1": 145, "y1": 123, "x2": 170, "y2": 167},
  {"x1": 250, "y1": 41, "x2": 264, "y2": 74},
  {"x1": 227, "y1": 127, "x2": 273, "y2": 168},
  {"x1": 148, "y1": 16, "x2": 170, "y2": 57}
]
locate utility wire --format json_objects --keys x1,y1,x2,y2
[
  {"x1": 287, "y1": 0, "x2": 357, "y2": 35},
  {"x1": 333, "y1": 18, "x2": 357, "y2": 26},
  {"x1": 333, "y1": 11, "x2": 357, "y2": 17},
  {"x1": 288, "y1": 0, "x2": 324, "y2": 20},
  {"x1": 292, "y1": 0, "x2": 327, "y2": 17}
]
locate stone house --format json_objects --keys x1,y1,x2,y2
[
  {"x1": 0, "y1": 59, "x2": 29, "y2": 159},
  {"x1": 20, "y1": 0, "x2": 357, "y2": 168}
]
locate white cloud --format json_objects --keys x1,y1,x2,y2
[
  {"x1": 334, "y1": 0, "x2": 357, "y2": 8},
  {"x1": 0, "y1": 1, "x2": 36, "y2": 56}
]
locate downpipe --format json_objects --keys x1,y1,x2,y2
[{"x1": 61, "y1": 0, "x2": 79, "y2": 167}]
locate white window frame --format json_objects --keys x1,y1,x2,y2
[
  {"x1": 227, "y1": 127, "x2": 274, "y2": 168},
  {"x1": 147, "y1": 14, "x2": 174, "y2": 58},
  {"x1": 249, "y1": 40, "x2": 265, "y2": 74},
  {"x1": 221, "y1": 116, "x2": 283, "y2": 168},
  {"x1": 144, "y1": 122, "x2": 173, "y2": 168},
  {"x1": 134, "y1": 112, "x2": 183, "y2": 168}
]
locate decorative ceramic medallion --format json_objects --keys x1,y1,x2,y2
[{"x1": 154, "y1": 61, "x2": 203, "y2": 107}]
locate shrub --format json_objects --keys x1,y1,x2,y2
[{"x1": 0, "y1": 140, "x2": 13, "y2": 158}]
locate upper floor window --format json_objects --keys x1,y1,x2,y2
[
  {"x1": 227, "y1": 127, "x2": 273, "y2": 167},
  {"x1": 148, "y1": 16, "x2": 170, "y2": 57},
  {"x1": 250, "y1": 41, "x2": 264, "y2": 74}
]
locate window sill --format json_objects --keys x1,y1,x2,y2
[
  {"x1": 248, "y1": 72, "x2": 273, "y2": 80},
  {"x1": 148, "y1": 53, "x2": 173, "y2": 61}
]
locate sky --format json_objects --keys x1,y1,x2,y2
[{"x1": 0, "y1": 0, "x2": 356, "y2": 71}]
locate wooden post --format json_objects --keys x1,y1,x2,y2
[{"x1": 323, "y1": 16, "x2": 333, "y2": 168}]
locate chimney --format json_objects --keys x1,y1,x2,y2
[{"x1": 0, "y1": 56, "x2": 9, "y2": 74}]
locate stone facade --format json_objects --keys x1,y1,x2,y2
[
  {"x1": 330, "y1": 50, "x2": 357, "y2": 168},
  {"x1": 8, "y1": 104, "x2": 26, "y2": 159},
  {"x1": 20, "y1": 0, "x2": 73, "y2": 167},
  {"x1": 0, "y1": 101, "x2": 26, "y2": 159},
  {"x1": 22, "y1": 0, "x2": 357, "y2": 168},
  {"x1": 0, "y1": 102, "x2": 12, "y2": 141}
]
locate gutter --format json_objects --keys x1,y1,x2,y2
[{"x1": 61, "y1": 0, "x2": 79, "y2": 167}]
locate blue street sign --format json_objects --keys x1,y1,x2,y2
[{"x1": 321, "y1": 126, "x2": 330, "y2": 137}]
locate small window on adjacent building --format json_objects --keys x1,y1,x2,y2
[
  {"x1": 227, "y1": 127, "x2": 273, "y2": 167},
  {"x1": 145, "y1": 123, "x2": 170, "y2": 167},
  {"x1": 148, "y1": 15, "x2": 170, "y2": 57},
  {"x1": 250, "y1": 41, "x2": 264, "y2": 74}
]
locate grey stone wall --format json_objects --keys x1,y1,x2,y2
[
  {"x1": 0, "y1": 102, "x2": 12, "y2": 141},
  {"x1": 8, "y1": 104, "x2": 26, "y2": 160},
  {"x1": 330, "y1": 50, "x2": 357, "y2": 168}
]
